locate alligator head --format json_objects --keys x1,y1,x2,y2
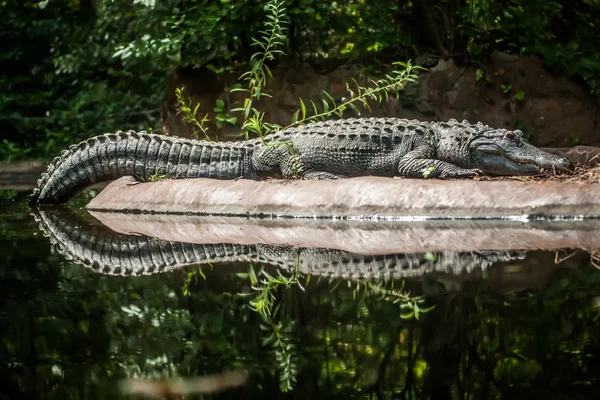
[{"x1": 439, "y1": 122, "x2": 572, "y2": 176}]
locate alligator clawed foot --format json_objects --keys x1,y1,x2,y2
[
  {"x1": 441, "y1": 168, "x2": 484, "y2": 179},
  {"x1": 458, "y1": 168, "x2": 484, "y2": 178}
]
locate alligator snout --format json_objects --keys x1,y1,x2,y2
[
  {"x1": 558, "y1": 157, "x2": 573, "y2": 171},
  {"x1": 489, "y1": 146, "x2": 574, "y2": 176},
  {"x1": 538, "y1": 155, "x2": 572, "y2": 172}
]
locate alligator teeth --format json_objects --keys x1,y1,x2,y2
[{"x1": 510, "y1": 159, "x2": 538, "y2": 167}]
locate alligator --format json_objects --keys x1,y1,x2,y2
[
  {"x1": 33, "y1": 206, "x2": 524, "y2": 279},
  {"x1": 30, "y1": 118, "x2": 572, "y2": 204}
]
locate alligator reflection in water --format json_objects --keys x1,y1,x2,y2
[{"x1": 33, "y1": 207, "x2": 525, "y2": 279}]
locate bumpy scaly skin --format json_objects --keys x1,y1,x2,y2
[
  {"x1": 30, "y1": 118, "x2": 572, "y2": 204},
  {"x1": 33, "y1": 207, "x2": 524, "y2": 279}
]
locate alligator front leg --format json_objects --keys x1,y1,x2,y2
[{"x1": 397, "y1": 150, "x2": 483, "y2": 179}]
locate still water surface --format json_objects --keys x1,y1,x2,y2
[{"x1": 2, "y1": 190, "x2": 600, "y2": 399}]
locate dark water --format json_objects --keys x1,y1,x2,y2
[{"x1": 2, "y1": 190, "x2": 600, "y2": 399}]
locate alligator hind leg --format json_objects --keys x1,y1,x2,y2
[
  {"x1": 252, "y1": 143, "x2": 345, "y2": 180},
  {"x1": 303, "y1": 170, "x2": 345, "y2": 180},
  {"x1": 281, "y1": 155, "x2": 346, "y2": 180}
]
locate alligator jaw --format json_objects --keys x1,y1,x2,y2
[
  {"x1": 481, "y1": 155, "x2": 542, "y2": 176},
  {"x1": 504, "y1": 143, "x2": 573, "y2": 173},
  {"x1": 478, "y1": 145, "x2": 572, "y2": 176}
]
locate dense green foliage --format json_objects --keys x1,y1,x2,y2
[{"x1": 2, "y1": 0, "x2": 599, "y2": 160}]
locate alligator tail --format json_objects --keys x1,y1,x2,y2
[
  {"x1": 30, "y1": 131, "x2": 251, "y2": 204},
  {"x1": 32, "y1": 206, "x2": 258, "y2": 276}
]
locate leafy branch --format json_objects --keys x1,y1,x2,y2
[
  {"x1": 174, "y1": 1, "x2": 424, "y2": 144},
  {"x1": 238, "y1": 264, "x2": 301, "y2": 391},
  {"x1": 231, "y1": 0, "x2": 288, "y2": 138},
  {"x1": 175, "y1": 87, "x2": 212, "y2": 141},
  {"x1": 360, "y1": 279, "x2": 434, "y2": 320},
  {"x1": 287, "y1": 61, "x2": 425, "y2": 128},
  {"x1": 237, "y1": 263, "x2": 432, "y2": 392},
  {"x1": 182, "y1": 266, "x2": 207, "y2": 296}
]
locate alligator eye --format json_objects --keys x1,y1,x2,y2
[{"x1": 504, "y1": 132, "x2": 518, "y2": 141}]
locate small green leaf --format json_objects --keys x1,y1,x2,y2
[
  {"x1": 310, "y1": 100, "x2": 318, "y2": 116},
  {"x1": 421, "y1": 166, "x2": 436, "y2": 179},
  {"x1": 514, "y1": 91, "x2": 526, "y2": 102},
  {"x1": 299, "y1": 98, "x2": 306, "y2": 120},
  {"x1": 424, "y1": 252, "x2": 438, "y2": 262},
  {"x1": 419, "y1": 305, "x2": 436, "y2": 313},
  {"x1": 348, "y1": 103, "x2": 360, "y2": 115},
  {"x1": 476, "y1": 68, "x2": 484, "y2": 81},
  {"x1": 323, "y1": 91, "x2": 337, "y2": 108}
]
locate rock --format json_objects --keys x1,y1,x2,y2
[{"x1": 87, "y1": 176, "x2": 600, "y2": 220}]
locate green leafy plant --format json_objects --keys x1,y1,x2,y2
[
  {"x1": 475, "y1": 68, "x2": 484, "y2": 81},
  {"x1": 359, "y1": 280, "x2": 434, "y2": 320},
  {"x1": 238, "y1": 265, "x2": 301, "y2": 391},
  {"x1": 237, "y1": 261, "x2": 434, "y2": 392},
  {"x1": 188, "y1": 0, "x2": 423, "y2": 141},
  {"x1": 231, "y1": 0, "x2": 289, "y2": 139},
  {"x1": 138, "y1": 166, "x2": 171, "y2": 182},
  {"x1": 461, "y1": 0, "x2": 600, "y2": 95},
  {"x1": 287, "y1": 62, "x2": 424, "y2": 128},
  {"x1": 0, "y1": 140, "x2": 33, "y2": 161},
  {"x1": 514, "y1": 91, "x2": 526, "y2": 102},
  {"x1": 421, "y1": 166, "x2": 437, "y2": 179},
  {"x1": 182, "y1": 266, "x2": 207, "y2": 296},
  {"x1": 175, "y1": 87, "x2": 211, "y2": 140},
  {"x1": 213, "y1": 99, "x2": 238, "y2": 128}
]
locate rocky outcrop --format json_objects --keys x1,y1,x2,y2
[{"x1": 86, "y1": 176, "x2": 600, "y2": 220}]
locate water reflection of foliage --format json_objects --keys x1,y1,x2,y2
[
  {"x1": 238, "y1": 265, "x2": 301, "y2": 391},
  {"x1": 235, "y1": 264, "x2": 435, "y2": 391},
  {"x1": 2, "y1": 218, "x2": 600, "y2": 398},
  {"x1": 184, "y1": 257, "x2": 600, "y2": 397}
]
